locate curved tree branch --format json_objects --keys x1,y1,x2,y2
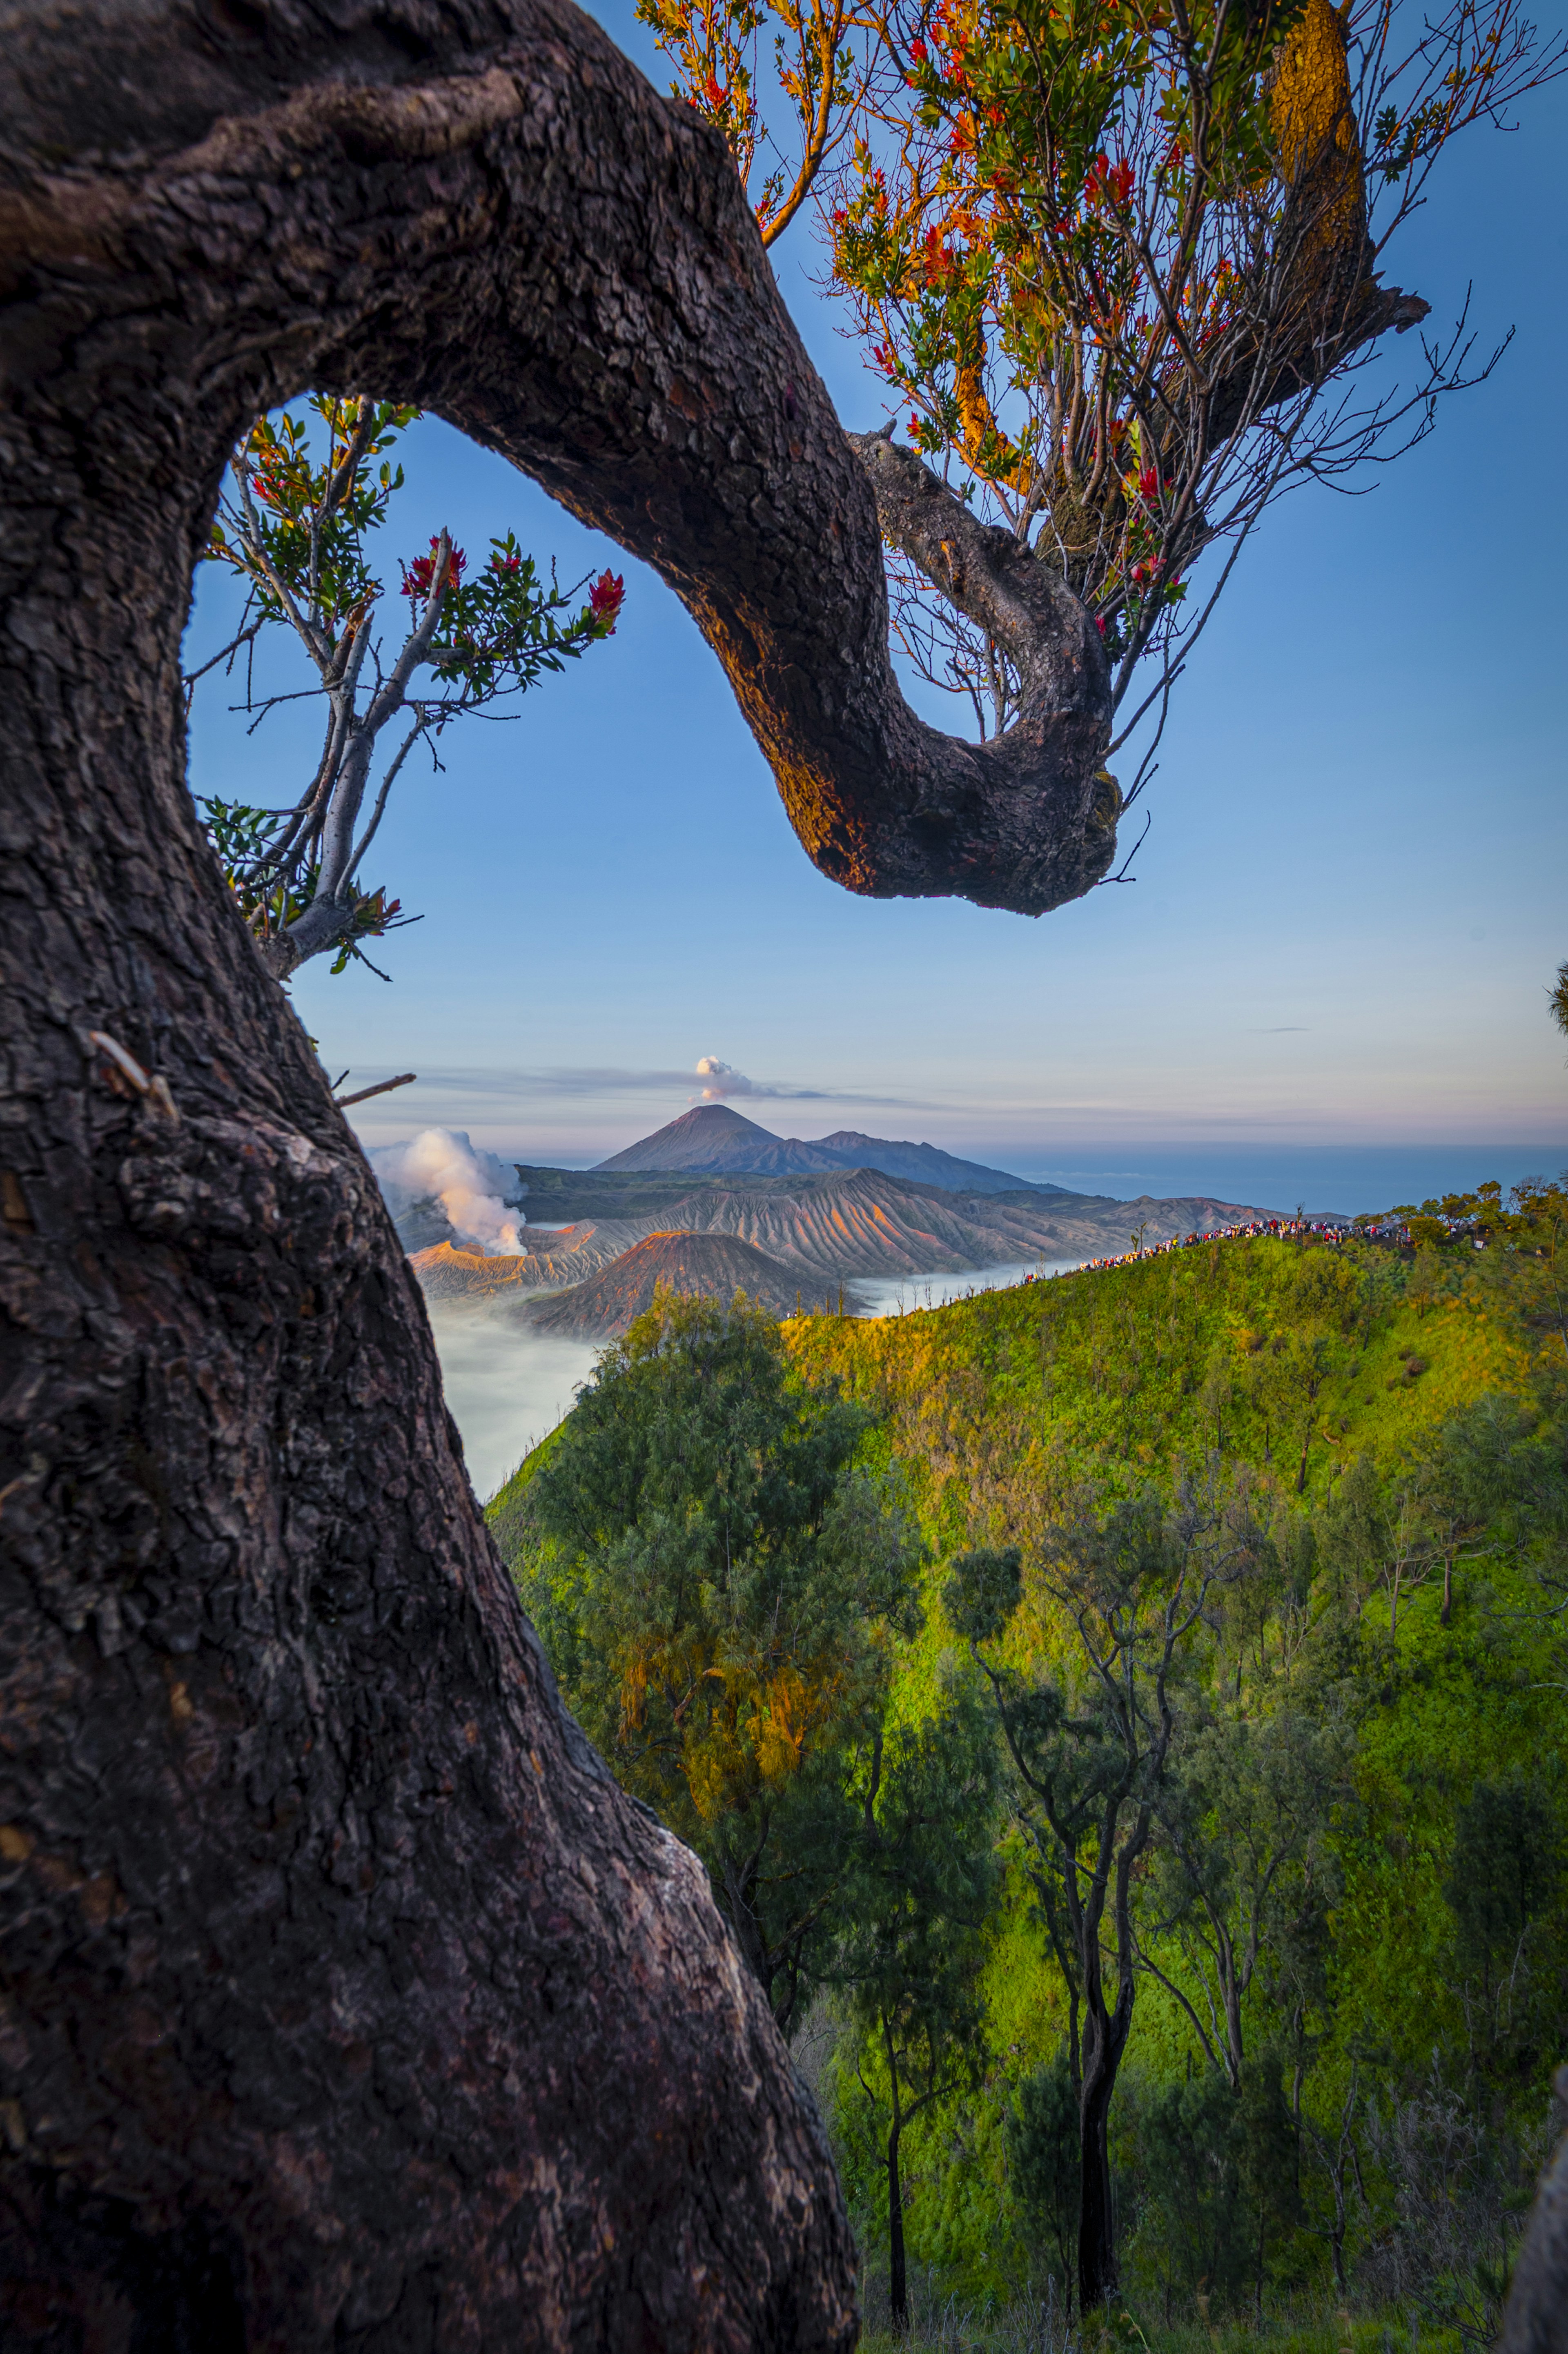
[
  {"x1": 3, "y1": 0, "x2": 1116, "y2": 921},
  {"x1": 845, "y1": 431, "x2": 1120, "y2": 890}
]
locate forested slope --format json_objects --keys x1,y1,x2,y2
[
  {"x1": 779, "y1": 1230, "x2": 1566, "y2": 2329},
  {"x1": 492, "y1": 1221, "x2": 1568, "y2": 2338},
  {"x1": 785, "y1": 1234, "x2": 1528, "y2": 1542}
]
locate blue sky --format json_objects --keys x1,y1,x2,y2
[{"x1": 185, "y1": 2, "x2": 1568, "y2": 1215}]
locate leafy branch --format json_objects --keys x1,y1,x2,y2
[{"x1": 187, "y1": 395, "x2": 626, "y2": 980}]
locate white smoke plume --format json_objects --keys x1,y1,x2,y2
[
  {"x1": 368, "y1": 1128, "x2": 525, "y2": 1255},
  {"x1": 693, "y1": 1056, "x2": 755, "y2": 1101}
]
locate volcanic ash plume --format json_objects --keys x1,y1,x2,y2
[
  {"x1": 694, "y1": 1055, "x2": 753, "y2": 1100},
  {"x1": 367, "y1": 1128, "x2": 524, "y2": 1255}
]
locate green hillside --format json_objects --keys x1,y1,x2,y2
[
  {"x1": 488, "y1": 1421, "x2": 568, "y2": 1566},
  {"x1": 783, "y1": 1233, "x2": 1530, "y2": 1521},
  {"x1": 778, "y1": 1231, "x2": 1565, "y2": 2324},
  {"x1": 491, "y1": 1218, "x2": 1568, "y2": 2347}
]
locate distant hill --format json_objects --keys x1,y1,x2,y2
[
  {"x1": 409, "y1": 1240, "x2": 568, "y2": 1301},
  {"x1": 394, "y1": 1195, "x2": 466, "y2": 1253},
  {"x1": 810, "y1": 1130, "x2": 1065, "y2": 1196},
  {"x1": 524, "y1": 1231, "x2": 838, "y2": 1339},
  {"x1": 590, "y1": 1103, "x2": 1056, "y2": 1195}
]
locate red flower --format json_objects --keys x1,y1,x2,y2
[
  {"x1": 1137, "y1": 468, "x2": 1159, "y2": 502},
  {"x1": 589, "y1": 570, "x2": 625, "y2": 630},
  {"x1": 401, "y1": 535, "x2": 465, "y2": 602},
  {"x1": 909, "y1": 36, "x2": 928, "y2": 62}
]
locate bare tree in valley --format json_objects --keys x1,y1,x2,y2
[
  {"x1": 947, "y1": 1478, "x2": 1267, "y2": 2309},
  {"x1": 1137, "y1": 1702, "x2": 1353, "y2": 2092}
]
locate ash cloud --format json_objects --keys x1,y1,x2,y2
[
  {"x1": 693, "y1": 1056, "x2": 756, "y2": 1101},
  {"x1": 368, "y1": 1128, "x2": 525, "y2": 1255},
  {"x1": 689, "y1": 1055, "x2": 829, "y2": 1103}
]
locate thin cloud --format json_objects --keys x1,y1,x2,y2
[{"x1": 358, "y1": 1064, "x2": 920, "y2": 1109}]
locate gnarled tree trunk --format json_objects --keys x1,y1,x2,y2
[
  {"x1": 1, "y1": 5, "x2": 1566, "y2": 2345},
  {"x1": 0, "y1": 0, "x2": 1123, "y2": 2336}
]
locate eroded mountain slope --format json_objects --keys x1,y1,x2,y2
[
  {"x1": 524, "y1": 1232, "x2": 834, "y2": 1338},
  {"x1": 409, "y1": 1168, "x2": 1276, "y2": 1302}
]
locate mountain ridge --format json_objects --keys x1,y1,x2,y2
[
  {"x1": 589, "y1": 1103, "x2": 1058, "y2": 1195},
  {"x1": 408, "y1": 1165, "x2": 1280, "y2": 1307}
]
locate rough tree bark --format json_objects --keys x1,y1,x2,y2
[
  {"x1": 0, "y1": 0, "x2": 1111, "y2": 2337},
  {"x1": 846, "y1": 432, "x2": 1118, "y2": 853}
]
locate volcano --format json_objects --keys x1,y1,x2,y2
[{"x1": 591, "y1": 1103, "x2": 1054, "y2": 1194}]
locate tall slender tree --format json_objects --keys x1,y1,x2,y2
[
  {"x1": 831, "y1": 1694, "x2": 1001, "y2": 2336},
  {"x1": 947, "y1": 1482, "x2": 1262, "y2": 2309},
  {"x1": 1137, "y1": 1703, "x2": 1352, "y2": 2092}
]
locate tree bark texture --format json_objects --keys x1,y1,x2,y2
[{"x1": 0, "y1": 2, "x2": 908, "y2": 2342}]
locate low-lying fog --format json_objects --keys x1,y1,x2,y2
[
  {"x1": 429, "y1": 1256, "x2": 1087, "y2": 1504},
  {"x1": 425, "y1": 1302, "x2": 601, "y2": 1503},
  {"x1": 851, "y1": 1258, "x2": 1082, "y2": 1318}
]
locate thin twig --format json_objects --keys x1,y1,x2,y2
[{"x1": 334, "y1": 1071, "x2": 416, "y2": 1108}]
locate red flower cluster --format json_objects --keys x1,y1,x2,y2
[
  {"x1": 922, "y1": 224, "x2": 960, "y2": 287},
  {"x1": 401, "y1": 536, "x2": 466, "y2": 602},
  {"x1": 589, "y1": 570, "x2": 626, "y2": 630},
  {"x1": 1137, "y1": 467, "x2": 1160, "y2": 502},
  {"x1": 1084, "y1": 152, "x2": 1135, "y2": 208}
]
